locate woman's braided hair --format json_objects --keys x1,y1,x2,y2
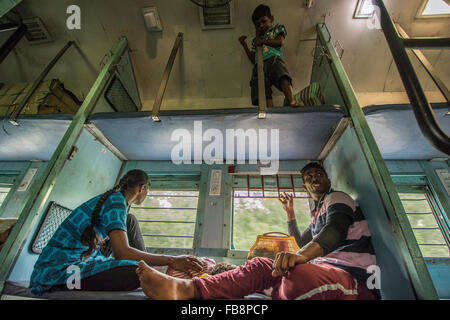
[{"x1": 80, "y1": 169, "x2": 149, "y2": 261}]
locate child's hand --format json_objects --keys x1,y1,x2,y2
[
  {"x1": 238, "y1": 35, "x2": 247, "y2": 44},
  {"x1": 254, "y1": 38, "x2": 265, "y2": 47}
]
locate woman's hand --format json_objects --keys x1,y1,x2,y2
[
  {"x1": 169, "y1": 255, "x2": 206, "y2": 275},
  {"x1": 271, "y1": 252, "x2": 307, "y2": 277}
]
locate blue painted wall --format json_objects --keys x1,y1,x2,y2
[
  {"x1": 324, "y1": 127, "x2": 416, "y2": 300},
  {"x1": 7, "y1": 128, "x2": 123, "y2": 282}
]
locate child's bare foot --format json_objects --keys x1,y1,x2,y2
[
  {"x1": 289, "y1": 101, "x2": 304, "y2": 107},
  {"x1": 136, "y1": 260, "x2": 196, "y2": 300}
]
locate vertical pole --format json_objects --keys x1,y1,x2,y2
[
  {"x1": 152, "y1": 33, "x2": 183, "y2": 122},
  {"x1": 0, "y1": 37, "x2": 128, "y2": 293},
  {"x1": 256, "y1": 46, "x2": 267, "y2": 118},
  {"x1": 193, "y1": 163, "x2": 208, "y2": 249}
]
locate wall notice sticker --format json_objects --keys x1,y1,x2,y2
[
  {"x1": 17, "y1": 168, "x2": 38, "y2": 192},
  {"x1": 209, "y1": 169, "x2": 222, "y2": 196},
  {"x1": 435, "y1": 169, "x2": 450, "y2": 196}
]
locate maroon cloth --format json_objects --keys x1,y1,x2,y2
[{"x1": 192, "y1": 257, "x2": 377, "y2": 300}]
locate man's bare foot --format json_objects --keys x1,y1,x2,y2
[{"x1": 136, "y1": 260, "x2": 196, "y2": 300}]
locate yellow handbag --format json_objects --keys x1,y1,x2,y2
[{"x1": 247, "y1": 232, "x2": 301, "y2": 260}]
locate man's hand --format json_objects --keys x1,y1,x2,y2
[
  {"x1": 238, "y1": 35, "x2": 247, "y2": 44},
  {"x1": 279, "y1": 192, "x2": 295, "y2": 220},
  {"x1": 169, "y1": 255, "x2": 206, "y2": 275},
  {"x1": 272, "y1": 252, "x2": 307, "y2": 277}
]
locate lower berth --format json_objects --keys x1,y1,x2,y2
[{"x1": 1, "y1": 280, "x2": 271, "y2": 300}]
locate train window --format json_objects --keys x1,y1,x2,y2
[
  {"x1": 130, "y1": 190, "x2": 199, "y2": 249},
  {"x1": 0, "y1": 172, "x2": 17, "y2": 211},
  {"x1": 128, "y1": 174, "x2": 201, "y2": 249},
  {"x1": 397, "y1": 186, "x2": 450, "y2": 258},
  {"x1": 231, "y1": 175, "x2": 311, "y2": 250}
]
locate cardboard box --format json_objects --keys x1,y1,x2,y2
[
  {"x1": 0, "y1": 79, "x2": 81, "y2": 117},
  {"x1": 0, "y1": 218, "x2": 17, "y2": 252}
]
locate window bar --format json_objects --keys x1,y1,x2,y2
[
  {"x1": 261, "y1": 175, "x2": 265, "y2": 198},
  {"x1": 137, "y1": 220, "x2": 196, "y2": 224},
  {"x1": 232, "y1": 175, "x2": 311, "y2": 199},
  {"x1": 276, "y1": 174, "x2": 280, "y2": 198},
  {"x1": 143, "y1": 234, "x2": 194, "y2": 238},
  {"x1": 411, "y1": 227, "x2": 440, "y2": 230},
  {"x1": 425, "y1": 191, "x2": 450, "y2": 247},
  {"x1": 406, "y1": 212, "x2": 433, "y2": 215},
  {"x1": 131, "y1": 207, "x2": 197, "y2": 210},
  {"x1": 146, "y1": 194, "x2": 199, "y2": 198},
  {"x1": 291, "y1": 175, "x2": 296, "y2": 196}
]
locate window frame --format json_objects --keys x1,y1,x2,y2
[
  {"x1": 0, "y1": 172, "x2": 19, "y2": 214},
  {"x1": 416, "y1": 0, "x2": 450, "y2": 19},
  {"x1": 130, "y1": 173, "x2": 202, "y2": 254},
  {"x1": 392, "y1": 174, "x2": 450, "y2": 258},
  {"x1": 230, "y1": 174, "x2": 311, "y2": 251}
]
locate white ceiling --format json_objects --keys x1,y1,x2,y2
[{"x1": 0, "y1": 0, "x2": 449, "y2": 110}]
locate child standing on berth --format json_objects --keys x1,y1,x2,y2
[{"x1": 239, "y1": 4, "x2": 303, "y2": 108}]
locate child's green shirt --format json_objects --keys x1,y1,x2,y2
[{"x1": 251, "y1": 24, "x2": 287, "y2": 64}]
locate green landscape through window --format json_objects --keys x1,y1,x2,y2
[
  {"x1": 232, "y1": 189, "x2": 311, "y2": 250},
  {"x1": 130, "y1": 190, "x2": 199, "y2": 249},
  {"x1": 399, "y1": 192, "x2": 450, "y2": 258}
]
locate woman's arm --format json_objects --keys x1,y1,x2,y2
[{"x1": 108, "y1": 229, "x2": 204, "y2": 273}]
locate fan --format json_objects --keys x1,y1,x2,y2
[{"x1": 189, "y1": 0, "x2": 232, "y2": 9}]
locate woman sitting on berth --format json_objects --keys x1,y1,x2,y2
[{"x1": 30, "y1": 169, "x2": 205, "y2": 296}]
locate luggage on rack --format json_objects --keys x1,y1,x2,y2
[{"x1": 0, "y1": 79, "x2": 82, "y2": 117}]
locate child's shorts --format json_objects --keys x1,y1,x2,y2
[{"x1": 250, "y1": 55, "x2": 292, "y2": 106}]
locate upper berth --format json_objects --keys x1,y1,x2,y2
[
  {"x1": 88, "y1": 105, "x2": 347, "y2": 161},
  {"x1": 0, "y1": 114, "x2": 74, "y2": 161},
  {"x1": 363, "y1": 103, "x2": 450, "y2": 160}
]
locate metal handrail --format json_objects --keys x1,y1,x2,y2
[
  {"x1": 151, "y1": 32, "x2": 183, "y2": 122},
  {"x1": 372, "y1": 0, "x2": 450, "y2": 155},
  {"x1": 8, "y1": 41, "x2": 75, "y2": 125}
]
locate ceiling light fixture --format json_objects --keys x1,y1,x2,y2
[{"x1": 142, "y1": 7, "x2": 163, "y2": 32}]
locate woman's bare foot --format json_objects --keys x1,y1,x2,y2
[{"x1": 136, "y1": 260, "x2": 197, "y2": 300}]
